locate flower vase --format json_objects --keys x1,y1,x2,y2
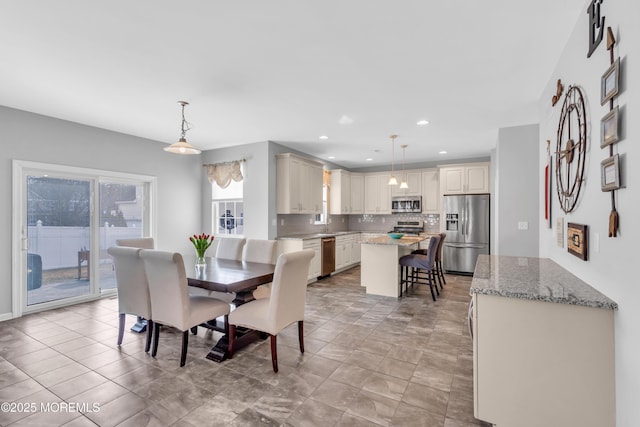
[{"x1": 196, "y1": 255, "x2": 206, "y2": 267}]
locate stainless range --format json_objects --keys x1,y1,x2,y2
[{"x1": 391, "y1": 219, "x2": 424, "y2": 236}]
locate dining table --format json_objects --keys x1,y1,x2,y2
[{"x1": 185, "y1": 255, "x2": 275, "y2": 362}]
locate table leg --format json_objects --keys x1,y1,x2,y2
[{"x1": 203, "y1": 290, "x2": 266, "y2": 362}]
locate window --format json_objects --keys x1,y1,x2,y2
[{"x1": 212, "y1": 176, "x2": 243, "y2": 236}]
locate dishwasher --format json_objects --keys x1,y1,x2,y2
[{"x1": 321, "y1": 237, "x2": 336, "y2": 277}]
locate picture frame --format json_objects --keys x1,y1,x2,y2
[
  {"x1": 601, "y1": 154, "x2": 621, "y2": 192},
  {"x1": 544, "y1": 161, "x2": 552, "y2": 228},
  {"x1": 601, "y1": 58, "x2": 620, "y2": 106},
  {"x1": 567, "y1": 222, "x2": 588, "y2": 261},
  {"x1": 600, "y1": 106, "x2": 619, "y2": 148}
]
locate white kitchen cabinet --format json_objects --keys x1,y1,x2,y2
[
  {"x1": 335, "y1": 235, "x2": 349, "y2": 270},
  {"x1": 364, "y1": 173, "x2": 391, "y2": 214},
  {"x1": 277, "y1": 153, "x2": 324, "y2": 214},
  {"x1": 391, "y1": 170, "x2": 422, "y2": 196},
  {"x1": 329, "y1": 169, "x2": 351, "y2": 214},
  {"x1": 473, "y1": 293, "x2": 615, "y2": 427},
  {"x1": 278, "y1": 238, "x2": 321, "y2": 283},
  {"x1": 421, "y1": 169, "x2": 440, "y2": 213},
  {"x1": 350, "y1": 174, "x2": 364, "y2": 214},
  {"x1": 439, "y1": 163, "x2": 489, "y2": 195},
  {"x1": 351, "y1": 233, "x2": 361, "y2": 263},
  {"x1": 303, "y1": 239, "x2": 321, "y2": 280}
]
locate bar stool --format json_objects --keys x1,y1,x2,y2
[
  {"x1": 409, "y1": 232, "x2": 447, "y2": 290},
  {"x1": 399, "y1": 235, "x2": 440, "y2": 301}
]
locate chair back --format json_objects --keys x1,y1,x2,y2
[
  {"x1": 242, "y1": 239, "x2": 277, "y2": 264},
  {"x1": 107, "y1": 246, "x2": 151, "y2": 318},
  {"x1": 139, "y1": 250, "x2": 190, "y2": 331},
  {"x1": 266, "y1": 250, "x2": 315, "y2": 332},
  {"x1": 436, "y1": 232, "x2": 446, "y2": 262},
  {"x1": 215, "y1": 237, "x2": 246, "y2": 261},
  {"x1": 116, "y1": 238, "x2": 155, "y2": 249},
  {"x1": 423, "y1": 235, "x2": 441, "y2": 269}
]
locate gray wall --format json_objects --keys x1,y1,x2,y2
[
  {"x1": 536, "y1": 0, "x2": 639, "y2": 421},
  {"x1": 494, "y1": 124, "x2": 540, "y2": 256},
  {"x1": 0, "y1": 106, "x2": 202, "y2": 316}
]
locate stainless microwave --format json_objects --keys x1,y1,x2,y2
[{"x1": 391, "y1": 196, "x2": 422, "y2": 213}]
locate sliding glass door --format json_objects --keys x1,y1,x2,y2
[
  {"x1": 14, "y1": 161, "x2": 155, "y2": 315},
  {"x1": 25, "y1": 174, "x2": 93, "y2": 306}
]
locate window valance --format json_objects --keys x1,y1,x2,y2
[{"x1": 203, "y1": 160, "x2": 244, "y2": 188}]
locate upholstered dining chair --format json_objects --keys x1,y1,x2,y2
[
  {"x1": 116, "y1": 237, "x2": 155, "y2": 249},
  {"x1": 410, "y1": 232, "x2": 447, "y2": 290},
  {"x1": 140, "y1": 249, "x2": 231, "y2": 367},
  {"x1": 228, "y1": 249, "x2": 314, "y2": 372},
  {"x1": 242, "y1": 239, "x2": 278, "y2": 300},
  {"x1": 399, "y1": 235, "x2": 441, "y2": 301},
  {"x1": 215, "y1": 237, "x2": 246, "y2": 261},
  {"x1": 107, "y1": 246, "x2": 153, "y2": 352}
]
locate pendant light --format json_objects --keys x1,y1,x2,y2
[
  {"x1": 388, "y1": 134, "x2": 398, "y2": 185},
  {"x1": 399, "y1": 144, "x2": 409, "y2": 189},
  {"x1": 163, "y1": 101, "x2": 202, "y2": 155}
]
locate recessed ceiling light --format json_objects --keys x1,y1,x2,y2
[
  {"x1": 417, "y1": 120, "x2": 430, "y2": 126},
  {"x1": 439, "y1": 150, "x2": 447, "y2": 154},
  {"x1": 319, "y1": 135, "x2": 329, "y2": 140},
  {"x1": 328, "y1": 156, "x2": 336, "y2": 160},
  {"x1": 366, "y1": 158, "x2": 373, "y2": 161}
]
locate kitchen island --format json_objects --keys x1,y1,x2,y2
[
  {"x1": 360, "y1": 235, "x2": 428, "y2": 297},
  {"x1": 470, "y1": 255, "x2": 617, "y2": 427}
]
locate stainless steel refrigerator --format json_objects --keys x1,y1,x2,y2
[{"x1": 443, "y1": 194, "x2": 490, "y2": 274}]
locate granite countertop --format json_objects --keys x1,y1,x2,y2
[
  {"x1": 277, "y1": 231, "x2": 362, "y2": 240},
  {"x1": 361, "y1": 235, "x2": 428, "y2": 246},
  {"x1": 470, "y1": 255, "x2": 618, "y2": 310}
]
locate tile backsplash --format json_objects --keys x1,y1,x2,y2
[{"x1": 277, "y1": 213, "x2": 440, "y2": 236}]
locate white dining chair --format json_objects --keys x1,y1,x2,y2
[
  {"x1": 228, "y1": 249, "x2": 314, "y2": 372},
  {"x1": 140, "y1": 249, "x2": 231, "y2": 367},
  {"x1": 116, "y1": 237, "x2": 155, "y2": 249},
  {"x1": 215, "y1": 237, "x2": 246, "y2": 261},
  {"x1": 243, "y1": 239, "x2": 277, "y2": 299},
  {"x1": 107, "y1": 246, "x2": 153, "y2": 352}
]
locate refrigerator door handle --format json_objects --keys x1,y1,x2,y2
[{"x1": 445, "y1": 243, "x2": 486, "y2": 249}]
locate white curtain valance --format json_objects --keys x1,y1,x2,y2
[{"x1": 204, "y1": 160, "x2": 244, "y2": 188}]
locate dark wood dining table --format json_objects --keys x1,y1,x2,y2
[{"x1": 185, "y1": 256, "x2": 275, "y2": 362}]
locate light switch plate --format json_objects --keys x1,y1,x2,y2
[{"x1": 518, "y1": 221, "x2": 529, "y2": 230}]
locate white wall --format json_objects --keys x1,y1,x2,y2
[
  {"x1": 0, "y1": 106, "x2": 202, "y2": 317},
  {"x1": 495, "y1": 124, "x2": 539, "y2": 256},
  {"x1": 537, "y1": 0, "x2": 639, "y2": 424}
]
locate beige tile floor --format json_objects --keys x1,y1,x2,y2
[{"x1": 0, "y1": 266, "x2": 491, "y2": 427}]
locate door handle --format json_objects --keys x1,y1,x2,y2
[{"x1": 467, "y1": 298, "x2": 474, "y2": 339}]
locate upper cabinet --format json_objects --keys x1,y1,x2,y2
[
  {"x1": 364, "y1": 173, "x2": 391, "y2": 214},
  {"x1": 329, "y1": 171, "x2": 364, "y2": 214},
  {"x1": 391, "y1": 170, "x2": 422, "y2": 197},
  {"x1": 439, "y1": 163, "x2": 489, "y2": 195},
  {"x1": 421, "y1": 169, "x2": 440, "y2": 213},
  {"x1": 350, "y1": 173, "x2": 364, "y2": 214},
  {"x1": 330, "y1": 170, "x2": 351, "y2": 214},
  {"x1": 276, "y1": 153, "x2": 324, "y2": 214}
]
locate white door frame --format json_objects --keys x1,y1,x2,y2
[{"x1": 12, "y1": 160, "x2": 157, "y2": 317}]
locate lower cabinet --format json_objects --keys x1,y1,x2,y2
[
  {"x1": 336, "y1": 234, "x2": 360, "y2": 271},
  {"x1": 278, "y1": 238, "x2": 321, "y2": 283},
  {"x1": 472, "y1": 293, "x2": 615, "y2": 427}
]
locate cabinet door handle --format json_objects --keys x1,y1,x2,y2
[{"x1": 467, "y1": 298, "x2": 474, "y2": 339}]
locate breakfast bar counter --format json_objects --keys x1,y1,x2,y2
[{"x1": 360, "y1": 235, "x2": 428, "y2": 297}]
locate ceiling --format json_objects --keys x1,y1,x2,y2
[{"x1": 0, "y1": 0, "x2": 585, "y2": 169}]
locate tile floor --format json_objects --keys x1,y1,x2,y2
[{"x1": 0, "y1": 266, "x2": 491, "y2": 426}]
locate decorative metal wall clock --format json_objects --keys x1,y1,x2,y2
[{"x1": 555, "y1": 85, "x2": 587, "y2": 213}]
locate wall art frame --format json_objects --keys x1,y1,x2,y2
[
  {"x1": 600, "y1": 58, "x2": 620, "y2": 105},
  {"x1": 567, "y1": 222, "x2": 588, "y2": 261},
  {"x1": 601, "y1": 154, "x2": 621, "y2": 192},
  {"x1": 600, "y1": 106, "x2": 619, "y2": 148}
]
